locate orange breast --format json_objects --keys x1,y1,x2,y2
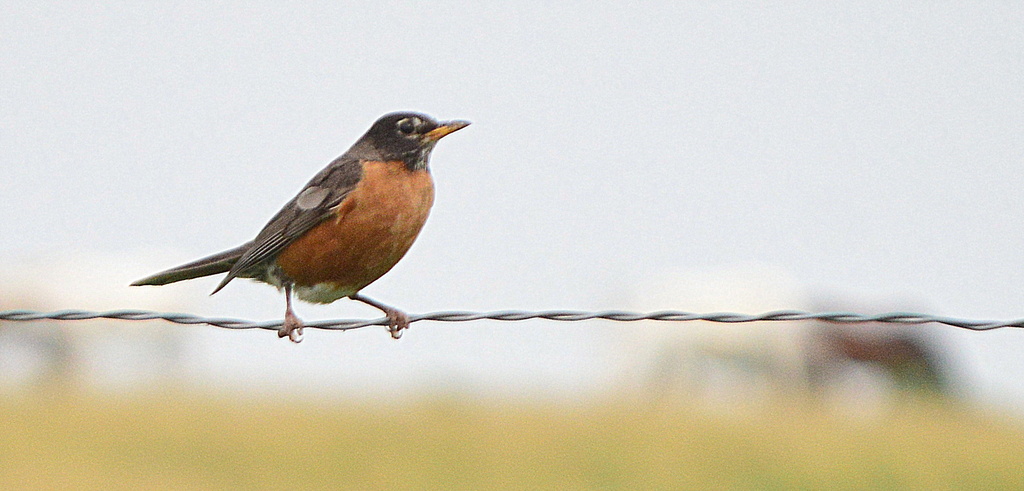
[{"x1": 275, "y1": 160, "x2": 435, "y2": 293}]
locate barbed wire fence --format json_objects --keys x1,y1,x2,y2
[{"x1": 1, "y1": 308, "x2": 1022, "y2": 334}]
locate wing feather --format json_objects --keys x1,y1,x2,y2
[{"x1": 211, "y1": 157, "x2": 363, "y2": 293}]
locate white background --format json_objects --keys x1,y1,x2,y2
[{"x1": 2, "y1": 2, "x2": 1022, "y2": 407}]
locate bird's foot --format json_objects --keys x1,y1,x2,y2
[
  {"x1": 349, "y1": 293, "x2": 410, "y2": 340},
  {"x1": 382, "y1": 307, "x2": 410, "y2": 340},
  {"x1": 279, "y1": 311, "x2": 305, "y2": 343}
]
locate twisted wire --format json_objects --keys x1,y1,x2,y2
[{"x1": 0, "y1": 309, "x2": 1021, "y2": 332}]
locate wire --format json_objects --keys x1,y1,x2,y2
[{"x1": 1, "y1": 309, "x2": 1021, "y2": 333}]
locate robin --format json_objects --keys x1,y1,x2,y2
[{"x1": 132, "y1": 112, "x2": 470, "y2": 342}]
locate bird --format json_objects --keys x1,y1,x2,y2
[{"x1": 132, "y1": 112, "x2": 470, "y2": 342}]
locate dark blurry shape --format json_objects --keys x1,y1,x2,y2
[
  {"x1": 806, "y1": 300, "x2": 953, "y2": 398},
  {"x1": 616, "y1": 268, "x2": 961, "y2": 406},
  {"x1": 809, "y1": 326, "x2": 948, "y2": 394}
]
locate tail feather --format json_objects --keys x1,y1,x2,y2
[{"x1": 130, "y1": 242, "x2": 252, "y2": 287}]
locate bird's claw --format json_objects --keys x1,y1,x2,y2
[
  {"x1": 385, "y1": 309, "x2": 410, "y2": 340},
  {"x1": 279, "y1": 312, "x2": 305, "y2": 343}
]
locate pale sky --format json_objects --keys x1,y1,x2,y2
[{"x1": 2, "y1": 2, "x2": 1023, "y2": 407}]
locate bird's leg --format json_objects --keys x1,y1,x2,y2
[
  {"x1": 279, "y1": 283, "x2": 304, "y2": 343},
  {"x1": 350, "y1": 293, "x2": 410, "y2": 339}
]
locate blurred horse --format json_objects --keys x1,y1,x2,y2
[
  {"x1": 805, "y1": 314, "x2": 950, "y2": 397},
  {"x1": 615, "y1": 262, "x2": 814, "y2": 402},
  {"x1": 614, "y1": 264, "x2": 954, "y2": 405}
]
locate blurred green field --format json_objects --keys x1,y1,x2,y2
[{"x1": 0, "y1": 391, "x2": 1022, "y2": 490}]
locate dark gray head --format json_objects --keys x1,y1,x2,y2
[{"x1": 347, "y1": 111, "x2": 470, "y2": 170}]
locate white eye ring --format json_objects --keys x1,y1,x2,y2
[{"x1": 396, "y1": 117, "x2": 420, "y2": 135}]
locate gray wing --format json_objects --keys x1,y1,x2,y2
[{"x1": 211, "y1": 156, "x2": 363, "y2": 294}]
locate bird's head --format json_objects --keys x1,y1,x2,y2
[{"x1": 352, "y1": 112, "x2": 470, "y2": 170}]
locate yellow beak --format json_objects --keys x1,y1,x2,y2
[{"x1": 424, "y1": 120, "x2": 471, "y2": 141}]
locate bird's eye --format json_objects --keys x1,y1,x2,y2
[{"x1": 397, "y1": 117, "x2": 420, "y2": 135}]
